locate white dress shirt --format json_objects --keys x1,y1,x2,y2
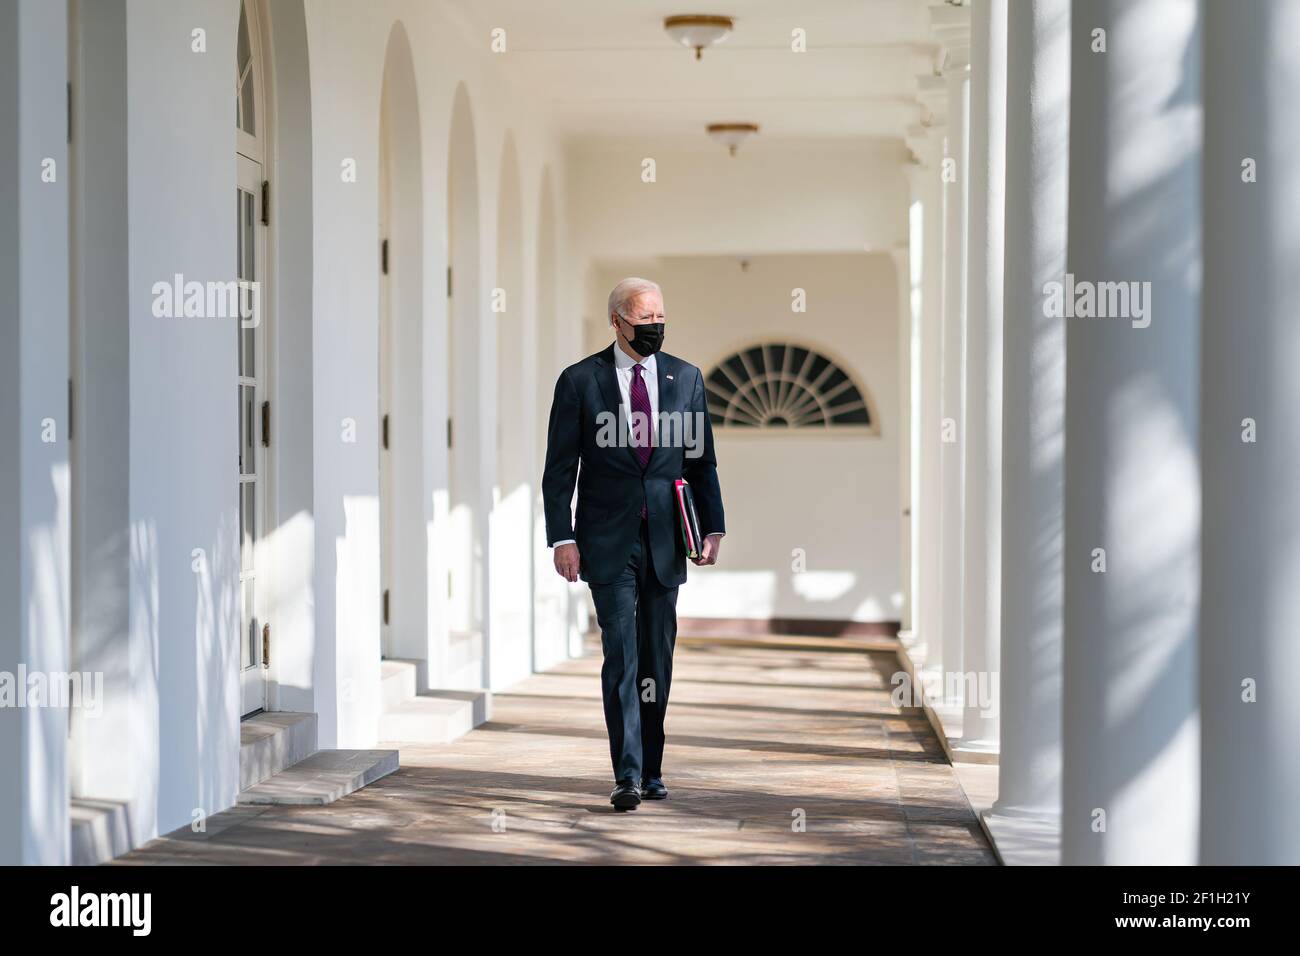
[
  {"x1": 612, "y1": 344, "x2": 658, "y2": 444},
  {"x1": 553, "y1": 344, "x2": 720, "y2": 548}
]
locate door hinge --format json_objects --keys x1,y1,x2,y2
[
  {"x1": 261, "y1": 400, "x2": 271, "y2": 447},
  {"x1": 446, "y1": 265, "x2": 452, "y2": 298},
  {"x1": 446, "y1": 416, "x2": 453, "y2": 449},
  {"x1": 261, "y1": 180, "x2": 270, "y2": 226},
  {"x1": 262, "y1": 623, "x2": 271, "y2": 667},
  {"x1": 381, "y1": 238, "x2": 389, "y2": 275},
  {"x1": 382, "y1": 413, "x2": 389, "y2": 450},
  {"x1": 67, "y1": 82, "x2": 72, "y2": 144},
  {"x1": 68, "y1": 378, "x2": 74, "y2": 441},
  {"x1": 382, "y1": 589, "x2": 390, "y2": 626}
]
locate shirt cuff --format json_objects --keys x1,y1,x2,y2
[
  {"x1": 705, "y1": 532, "x2": 724, "y2": 538},
  {"x1": 551, "y1": 539, "x2": 576, "y2": 547}
]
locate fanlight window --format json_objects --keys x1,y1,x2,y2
[
  {"x1": 236, "y1": 3, "x2": 256, "y2": 136},
  {"x1": 705, "y1": 343, "x2": 873, "y2": 429}
]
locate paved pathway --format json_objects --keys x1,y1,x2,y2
[{"x1": 117, "y1": 639, "x2": 996, "y2": 865}]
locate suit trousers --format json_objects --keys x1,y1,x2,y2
[{"x1": 588, "y1": 517, "x2": 679, "y2": 784}]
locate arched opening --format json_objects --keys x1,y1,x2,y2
[
  {"x1": 488, "y1": 134, "x2": 530, "y2": 688},
  {"x1": 446, "y1": 83, "x2": 485, "y2": 688},
  {"x1": 258, "y1": 0, "x2": 313, "y2": 718},
  {"x1": 531, "y1": 167, "x2": 570, "y2": 670},
  {"x1": 235, "y1": 0, "x2": 272, "y2": 716},
  {"x1": 378, "y1": 24, "x2": 425, "y2": 664}
]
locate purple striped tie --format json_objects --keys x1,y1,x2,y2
[{"x1": 630, "y1": 364, "x2": 652, "y2": 519}]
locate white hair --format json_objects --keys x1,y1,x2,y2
[{"x1": 608, "y1": 277, "x2": 662, "y2": 320}]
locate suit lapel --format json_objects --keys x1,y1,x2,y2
[
  {"x1": 650, "y1": 353, "x2": 680, "y2": 476},
  {"x1": 656, "y1": 352, "x2": 677, "y2": 419},
  {"x1": 595, "y1": 344, "x2": 622, "y2": 419}
]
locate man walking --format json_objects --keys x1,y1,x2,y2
[{"x1": 542, "y1": 277, "x2": 725, "y2": 810}]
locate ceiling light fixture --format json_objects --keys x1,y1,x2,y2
[
  {"x1": 663, "y1": 15, "x2": 734, "y2": 60},
  {"x1": 707, "y1": 122, "x2": 759, "y2": 156}
]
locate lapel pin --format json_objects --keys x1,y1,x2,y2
[{"x1": 666, "y1": 374, "x2": 674, "y2": 380}]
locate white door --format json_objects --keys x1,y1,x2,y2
[
  {"x1": 236, "y1": 0, "x2": 271, "y2": 716},
  {"x1": 378, "y1": 122, "x2": 393, "y2": 660},
  {"x1": 379, "y1": 175, "x2": 392, "y2": 660},
  {"x1": 237, "y1": 153, "x2": 268, "y2": 715}
]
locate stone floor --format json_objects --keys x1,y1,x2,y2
[{"x1": 116, "y1": 638, "x2": 996, "y2": 865}]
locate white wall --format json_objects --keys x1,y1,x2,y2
[
  {"x1": 124, "y1": 0, "x2": 242, "y2": 840},
  {"x1": 562, "y1": 136, "x2": 909, "y2": 625},
  {"x1": 70, "y1": 0, "x2": 134, "y2": 826},
  {"x1": 297, "y1": 0, "x2": 569, "y2": 741},
  {"x1": 48, "y1": 0, "x2": 570, "y2": 849},
  {"x1": 0, "y1": 0, "x2": 71, "y2": 865},
  {"x1": 589, "y1": 253, "x2": 902, "y2": 624},
  {"x1": 490, "y1": 133, "x2": 534, "y2": 690},
  {"x1": 264, "y1": 0, "x2": 316, "y2": 716}
]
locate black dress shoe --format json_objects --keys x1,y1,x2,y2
[
  {"x1": 640, "y1": 778, "x2": 668, "y2": 800},
  {"x1": 610, "y1": 780, "x2": 641, "y2": 811}
]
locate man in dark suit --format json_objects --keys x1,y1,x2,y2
[{"x1": 543, "y1": 277, "x2": 725, "y2": 811}]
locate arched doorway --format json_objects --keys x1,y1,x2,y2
[
  {"x1": 236, "y1": 0, "x2": 272, "y2": 716},
  {"x1": 531, "y1": 168, "x2": 570, "y2": 670},
  {"x1": 488, "y1": 134, "x2": 530, "y2": 688},
  {"x1": 446, "y1": 84, "x2": 485, "y2": 688},
  {"x1": 378, "y1": 24, "x2": 425, "y2": 664}
]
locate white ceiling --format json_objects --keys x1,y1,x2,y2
[{"x1": 454, "y1": 0, "x2": 939, "y2": 147}]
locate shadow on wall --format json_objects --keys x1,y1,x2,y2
[{"x1": 1059, "y1": 0, "x2": 1202, "y2": 862}]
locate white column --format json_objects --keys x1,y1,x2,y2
[
  {"x1": 891, "y1": 241, "x2": 914, "y2": 634},
  {"x1": 988, "y1": 0, "x2": 1069, "y2": 829},
  {"x1": 958, "y1": 0, "x2": 1007, "y2": 752},
  {"x1": 69, "y1": 0, "x2": 136, "y2": 817},
  {"x1": 910, "y1": 122, "x2": 945, "y2": 672},
  {"x1": 1200, "y1": 0, "x2": 1300, "y2": 866},
  {"x1": 0, "y1": 0, "x2": 71, "y2": 865},
  {"x1": 1060, "y1": 0, "x2": 1201, "y2": 865},
  {"x1": 937, "y1": 47, "x2": 970, "y2": 706}
]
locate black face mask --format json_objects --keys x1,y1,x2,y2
[{"x1": 619, "y1": 317, "x2": 665, "y2": 357}]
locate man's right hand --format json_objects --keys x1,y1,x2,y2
[{"x1": 553, "y1": 543, "x2": 581, "y2": 583}]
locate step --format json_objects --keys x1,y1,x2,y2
[
  {"x1": 239, "y1": 711, "x2": 318, "y2": 792},
  {"x1": 378, "y1": 689, "x2": 491, "y2": 745},
  {"x1": 381, "y1": 658, "x2": 420, "y2": 711},
  {"x1": 70, "y1": 797, "x2": 133, "y2": 866},
  {"x1": 236, "y1": 749, "x2": 399, "y2": 806},
  {"x1": 446, "y1": 629, "x2": 483, "y2": 687}
]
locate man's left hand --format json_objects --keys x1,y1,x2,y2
[{"x1": 694, "y1": 533, "x2": 723, "y2": 567}]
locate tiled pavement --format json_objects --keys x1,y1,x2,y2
[{"x1": 116, "y1": 639, "x2": 996, "y2": 865}]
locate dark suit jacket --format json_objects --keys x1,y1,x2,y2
[{"x1": 542, "y1": 344, "x2": 725, "y2": 587}]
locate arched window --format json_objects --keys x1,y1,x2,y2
[
  {"x1": 704, "y1": 343, "x2": 877, "y2": 430},
  {"x1": 236, "y1": 1, "x2": 262, "y2": 160}
]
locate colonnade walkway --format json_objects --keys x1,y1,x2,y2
[{"x1": 116, "y1": 636, "x2": 995, "y2": 865}]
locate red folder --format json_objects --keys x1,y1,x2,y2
[{"x1": 674, "y1": 479, "x2": 704, "y2": 560}]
